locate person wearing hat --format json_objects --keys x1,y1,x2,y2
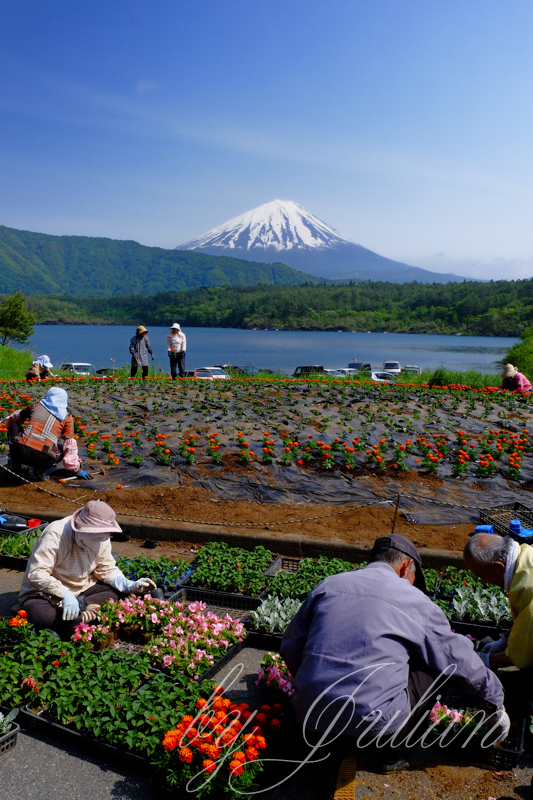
[
  {"x1": 280, "y1": 533, "x2": 508, "y2": 780},
  {"x1": 16, "y1": 500, "x2": 156, "y2": 638},
  {"x1": 167, "y1": 323, "x2": 187, "y2": 380},
  {"x1": 500, "y1": 364, "x2": 531, "y2": 393},
  {"x1": 2, "y1": 386, "x2": 91, "y2": 481},
  {"x1": 129, "y1": 325, "x2": 154, "y2": 378},
  {"x1": 25, "y1": 354, "x2": 54, "y2": 382}
]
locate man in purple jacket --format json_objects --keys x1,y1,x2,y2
[{"x1": 280, "y1": 534, "x2": 508, "y2": 790}]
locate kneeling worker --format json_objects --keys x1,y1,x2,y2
[
  {"x1": 16, "y1": 500, "x2": 156, "y2": 638},
  {"x1": 281, "y1": 534, "x2": 509, "y2": 785},
  {"x1": 3, "y1": 387, "x2": 91, "y2": 481},
  {"x1": 464, "y1": 533, "x2": 533, "y2": 670}
]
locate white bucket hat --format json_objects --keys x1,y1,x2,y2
[{"x1": 170, "y1": 323, "x2": 181, "y2": 330}]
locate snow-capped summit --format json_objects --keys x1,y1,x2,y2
[
  {"x1": 177, "y1": 200, "x2": 469, "y2": 284},
  {"x1": 178, "y1": 199, "x2": 357, "y2": 253}
]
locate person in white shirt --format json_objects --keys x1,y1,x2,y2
[{"x1": 167, "y1": 322, "x2": 187, "y2": 379}]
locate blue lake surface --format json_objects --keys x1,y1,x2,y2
[{"x1": 22, "y1": 326, "x2": 518, "y2": 375}]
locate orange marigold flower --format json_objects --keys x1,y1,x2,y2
[
  {"x1": 245, "y1": 746, "x2": 259, "y2": 761},
  {"x1": 202, "y1": 759, "x2": 216, "y2": 774},
  {"x1": 229, "y1": 760, "x2": 244, "y2": 776},
  {"x1": 179, "y1": 747, "x2": 194, "y2": 763},
  {"x1": 255, "y1": 735, "x2": 267, "y2": 750},
  {"x1": 17, "y1": 610, "x2": 27, "y2": 618}
]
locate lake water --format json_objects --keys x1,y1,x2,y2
[{"x1": 22, "y1": 326, "x2": 518, "y2": 375}]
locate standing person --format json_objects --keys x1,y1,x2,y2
[
  {"x1": 500, "y1": 364, "x2": 531, "y2": 392},
  {"x1": 25, "y1": 355, "x2": 54, "y2": 382},
  {"x1": 167, "y1": 322, "x2": 187, "y2": 380},
  {"x1": 16, "y1": 500, "x2": 156, "y2": 639},
  {"x1": 129, "y1": 325, "x2": 154, "y2": 378},
  {"x1": 2, "y1": 387, "x2": 91, "y2": 481}
]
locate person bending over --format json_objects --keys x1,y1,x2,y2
[{"x1": 15, "y1": 500, "x2": 156, "y2": 639}]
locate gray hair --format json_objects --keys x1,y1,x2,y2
[
  {"x1": 370, "y1": 547, "x2": 412, "y2": 569},
  {"x1": 464, "y1": 534, "x2": 514, "y2": 569}
]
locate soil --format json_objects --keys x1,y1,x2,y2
[{"x1": 0, "y1": 468, "x2": 473, "y2": 553}]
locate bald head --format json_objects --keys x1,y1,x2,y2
[{"x1": 463, "y1": 533, "x2": 513, "y2": 588}]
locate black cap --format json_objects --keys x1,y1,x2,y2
[{"x1": 370, "y1": 534, "x2": 427, "y2": 593}]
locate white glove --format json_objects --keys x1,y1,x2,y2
[
  {"x1": 129, "y1": 578, "x2": 157, "y2": 595},
  {"x1": 481, "y1": 635, "x2": 508, "y2": 655},
  {"x1": 109, "y1": 573, "x2": 156, "y2": 595},
  {"x1": 61, "y1": 590, "x2": 80, "y2": 621},
  {"x1": 487, "y1": 707, "x2": 511, "y2": 744},
  {"x1": 478, "y1": 650, "x2": 492, "y2": 669}
]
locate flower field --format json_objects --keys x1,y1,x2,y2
[{"x1": 1, "y1": 376, "x2": 532, "y2": 492}]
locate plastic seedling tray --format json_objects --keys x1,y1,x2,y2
[
  {"x1": 449, "y1": 620, "x2": 512, "y2": 639},
  {"x1": 169, "y1": 585, "x2": 261, "y2": 614},
  {"x1": 263, "y1": 556, "x2": 301, "y2": 577},
  {"x1": 441, "y1": 690, "x2": 526, "y2": 770},
  {"x1": 479, "y1": 502, "x2": 533, "y2": 542},
  {"x1": 0, "y1": 722, "x2": 20, "y2": 756},
  {"x1": 244, "y1": 630, "x2": 283, "y2": 651},
  {"x1": 20, "y1": 705, "x2": 148, "y2": 769},
  {"x1": 0, "y1": 555, "x2": 28, "y2": 570},
  {"x1": 184, "y1": 556, "x2": 280, "y2": 604}
]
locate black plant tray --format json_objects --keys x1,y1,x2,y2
[
  {"x1": 168, "y1": 585, "x2": 259, "y2": 615},
  {"x1": 196, "y1": 640, "x2": 245, "y2": 683},
  {"x1": 0, "y1": 555, "x2": 28, "y2": 570},
  {"x1": 479, "y1": 501, "x2": 533, "y2": 541},
  {"x1": 20, "y1": 705, "x2": 149, "y2": 769},
  {"x1": 244, "y1": 630, "x2": 283, "y2": 651},
  {"x1": 449, "y1": 620, "x2": 512, "y2": 639},
  {"x1": 263, "y1": 556, "x2": 301, "y2": 577},
  {"x1": 0, "y1": 722, "x2": 20, "y2": 756},
  {"x1": 441, "y1": 689, "x2": 526, "y2": 770}
]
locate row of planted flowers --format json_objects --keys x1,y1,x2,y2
[
  {"x1": 1, "y1": 377, "x2": 531, "y2": 483},
  {"x1": 0, "y1": 611, "x2": 280, "y2": 798}
]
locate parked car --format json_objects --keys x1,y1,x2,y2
[
  {"x1": 324, "y1": 369, "x2": 346, "y2": 377},
  {"x1": 60, "y1": 362, "x2": 97, "y2": 376},
  {"x1": 346, "y1": 362, "x2": 372, "y2": 371},
  {"x1": 382, "y1": 360, "x2": 402, "y2": 375},
  {"x1": 214, "y1": 364, "x2": 245, "y2": 376},
  {"x1": 337, "y1": 367, "x2": 371, "y2": 377},
  {"x1": 190, "y1": 367, "x2": 231, "y2": 380},
  {"x1": 371, "y1": 371, "x2": 399, "y2": 383},
  {"x1": 292, "y1": 365, "x2": 325, "y2": 377},
  {"x1": 403, "y1": 365, "x2": 422, "y2": 375}
]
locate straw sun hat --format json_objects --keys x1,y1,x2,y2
[
  {"x1": 136, "y1": 325, "x2": 148, "y2": 335},
  {"x1": 501, "y1": 363, "x2": 518, "y2": 378}
]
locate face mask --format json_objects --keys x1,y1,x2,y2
[{"x1": 74, "y1": 530, "x2": 109, "y2": 551}]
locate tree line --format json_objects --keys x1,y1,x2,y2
[{"x1": 21, "y1": 278, "x2": 533, "y2": 336}]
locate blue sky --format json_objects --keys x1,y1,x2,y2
[{"x1": 1, "y1": 0, "x2": 533, "y2": 279}]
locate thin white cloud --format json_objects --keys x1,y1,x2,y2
[
  {"x1": 0, "y1": 55, "x2": 530, "y2": 199},
  {"x1": 136, "y1": 79, "x2": 159, "y2": 94}
]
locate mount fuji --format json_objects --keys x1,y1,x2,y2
[{"x1": 177, "y1": 200, "x2": 467, "y2": 284}]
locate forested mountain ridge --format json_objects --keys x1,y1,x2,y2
[
  {"x1": 25, "y1": 279, "x2": 533, "y2": 336},
  {"x1": 0, "y1": 225, "x2": 325, "y2": 294}
]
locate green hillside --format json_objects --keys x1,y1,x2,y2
[{"x1": 0, "y1": 225, "x2": 324, "y2": 295}]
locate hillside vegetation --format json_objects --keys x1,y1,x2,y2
[
  {"x1": 25, "y1": 279, "x2": 533, "y2": 336},
  {"x1": 0, "y1": 225, "x2": 323, "y2": 295}
]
